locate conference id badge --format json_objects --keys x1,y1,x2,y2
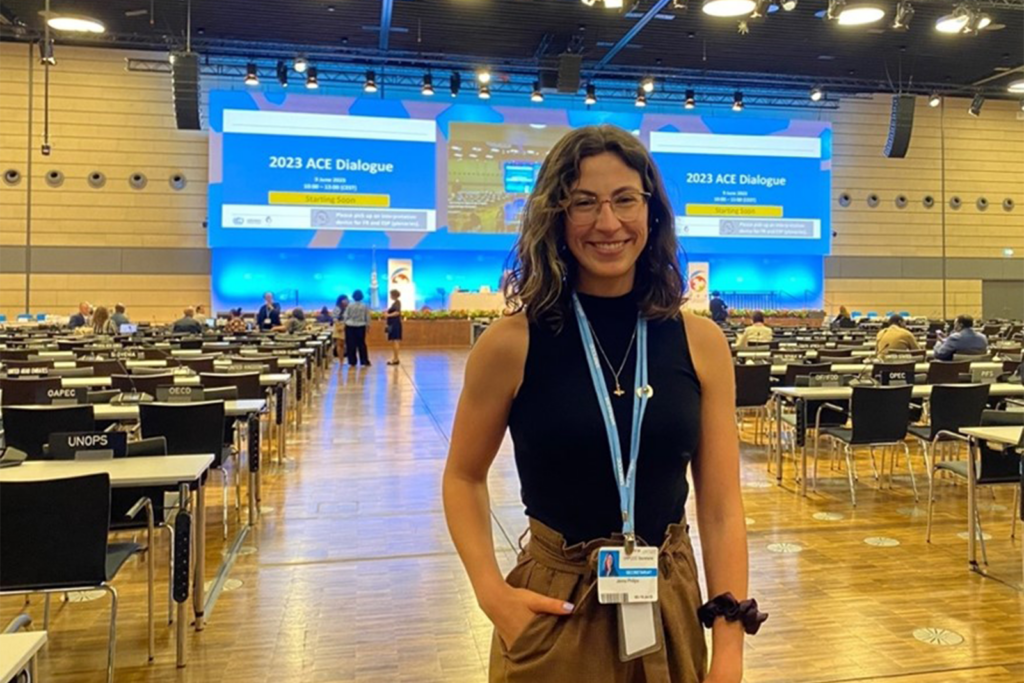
[{"x1": 597, "y1": 547, "x2": 659, "y2": 604}]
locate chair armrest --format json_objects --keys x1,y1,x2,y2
[
  {"x1": 814, "y1": 402, "x2": 846, "y2": 431},
  {"x1": 3, "y1": 613, "x2": 32, "y2": 634},
  {"x1": 1005, "y1": 398, "x2": 1024, "y2": 408},
  {"x1": 933, "y1": 430, "x2": 971, "y2": 446},
  {"x1": 126, "y1": 496, "x2": 153, "y2": 522}
]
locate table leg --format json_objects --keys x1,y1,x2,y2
[
  {"x1": 277, "y1": 384, "x2": 287, "y2": 463},
  {"x1": 193, "y1": 479, "x2": 206, "y2": 631},
  {"x1": 967, "y1": 437, "x2": 978, "y2": 568},
  {"x1": 174, "y1": 482, "x2": 191, "y2": 668},
  {"x1": 295, "y1": 368, "x2": 304, "y2": 426},
  {"x1": 247, "y1": 412, "x2": 260, "y2": 526},
  {"x1": 775, "y1": 397, "x2": 784, "y2": 484},
  {"x1": 800, "y1": 400, "x2": 808, "y2": 497}
]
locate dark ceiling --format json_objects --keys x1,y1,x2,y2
[{"x1": 2, "y1": 0, "x2": 1023, "y2": 95}]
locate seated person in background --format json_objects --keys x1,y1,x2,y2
[
  {"x1": 709, "y1": 291, "x2": 729, "y2": 324},
  {"x1": 832, "y1": 305, "x2": 856, "y2": 329},
  {"x1": 933, "y1": 314, "x2": 988, "y2": 360},
  {"x1": 276, "y1": 308, "x2": 307, "y2": 334},
  {"x1": 876, "y1": 314, "x2": 919, "y2": 356},
  {"x1": 224, "y1": 308, "x2": 247, "y2": 333},
  {"x1": 257, "y1": 292, "x2": 281, "y2": 330},
  {"x1": 736, "y1": 310, "x2": 773, "y2": 347},
  {"x1": 68, "y1": 301, "x2": 91, "y2": 329},
  {"x1": 91, "y1": 305, "x2": 118, "y2": 335},
  {"x1": 315, "y1": 306, "x2": 333, "y2": 324},
  {"x1": 110, "y1": 303, "x2": 130, "y2": 329},
  {"x1": 171, "y1": 307, "x2": 205, "y2": 335}
]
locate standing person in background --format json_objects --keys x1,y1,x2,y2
[
  {"x1": 68, "y1": 301, "x2": 91, "y2": 329},
  {"x1": 91, "y1": 306, "x2": 118, "y2": 335},
  {"x1": 933, "y1": 314, "x2": 988, "y2": 360},
  {"x1": 257, "y1": 292, "x2": 281, "y2": 330},
  {"x1": 831, "y1": 306, "x2": 856, "y2": 330},
  {"x1": 343, "y1": 290, "x2": 371, "y2": 367},
  {"x1": 110, "y1": 303, "x2": 130, "y2": 329},
  {"x1": 385, "y1": 289, "x2": 404, "y2": 366},
  {"x1": 710, "y1": 291, "x2": 729, "y2": 324},
  {"x1": 333, "y1": 294, "x2": 349, "y2": 362},
  {"x1": 736, "y1": 311, "x2": 773, "y2": 348}
]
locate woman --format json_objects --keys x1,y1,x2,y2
[
  {"x1": 442, "y1": 126, "x2": 761, "y2": 683},
  {"x1": 225, "y1": 308, "x2": 247, "y2": 334},
  {"x1": 284, "y1": 308, "x2": 307, "y2": 334},
  {"x1": 385, "y1": 289, "x2": 403, "y2": 366},
  {"x1": 342, "y1": 290, "x2": 371, "y2": 367},
  {"x1": 91, "y1": 305, "x2": 118, "y2": 335},
  {"x1": 316, "y1": 306, "x2": 334, "y2": 324},
  {"x1": 832, "y1": 305, "x2": 856, "y2": 330},
  {"x1": 332, "y1": 294, "x2": 349, "y2": 362}
]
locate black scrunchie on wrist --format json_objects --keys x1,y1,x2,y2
[{"x1": 697, "y1": 592, "x2": 768, "y2": 635}]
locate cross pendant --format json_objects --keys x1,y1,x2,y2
[{"x1": 613, "y1": 385, "x2": 626, "y2": 397}]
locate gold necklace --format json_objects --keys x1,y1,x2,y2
[{"x1": 586, "y1": 321, "x2": 637, "y2": 397}]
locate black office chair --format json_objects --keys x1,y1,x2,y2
[
  {"x1": 111, "y1": 373, "x2": 177, "y2": 398},
  {"x1": 0, "y1": 349, "x2": 31, "y2": 362},
  {"x1": 1, "y1": 376, "x2": 62, "y2": 406},
  {"x1": 781, "y1": 362, "x2": 832, "y2": 387},
  {"x1": 87, "y1": 389, "x2": 121, "y2": 404},
  {"x1": 953, "y1": 352, "x2": 993, "y2": 362},
  {"x1": 81, "y1": 359, "x2": 127, "y2": 377},
  {"x1": 873, "y1": 361, "x2": 916, "y2": 386},
  {"x1": 925, "y1": 360, "x2": 971, "y2": 385},
  {"x1": 178, "y1": 355, "x2": 218, "y2": 374},
  {"x1": 230, "y1": 355, "x2": 280, "y2": 373},
  {"x1": 1, "y1": 405, "x2": 94, "y2": 459},
  {"x1": 200, "y1": 371, "x2": 262, "y2": 400},
  {"x1": 0, "y1": 473, "x2": 154, "y2": 682},
  {"x1": 908, "y1": 384, "x2": 990, "y2": 477},
  {"x1": 926, "y1": 409, "x2": 1024, "y2": 555},
  {"x1": 817, "y1": 385, "x2": 915, "y2": 506},
  {"x1": 140, "y1": 401, "x2": 237, "y2": 538},
  {"x1": 734, "y1": 363, "x2": 772, "y2": 446},
  {"x1": 49, "y1": 366, "x2": 96, "y2": 378},
  {"x1": 2, "y1": 358, "x2": 55, "y2": 372}
]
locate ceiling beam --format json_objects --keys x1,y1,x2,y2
[
  {"x1": 591, "y1": 0, "x2": 672, "y2": 73},
  {"x1": 379, "y1": 0, "x2": 394, "y2": 51}
]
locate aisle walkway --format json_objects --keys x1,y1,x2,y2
[{"x1": 4, "y1": 351, "x2": 1022, "y2": 682}]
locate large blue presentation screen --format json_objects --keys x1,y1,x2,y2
[{"x1": 208, "y1": 91, "x2": 830, "y2": 256}]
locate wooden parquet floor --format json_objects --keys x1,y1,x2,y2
[{"x1": 2, "y1": 350, "x2": 1022, "y2": 682}]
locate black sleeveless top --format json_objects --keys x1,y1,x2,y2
[{"x1": 508, "y1": 291, "x2": 702, "y2": 546}]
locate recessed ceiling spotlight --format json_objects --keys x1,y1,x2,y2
[
  {"x1": 928, "y1": 92, "x2": 942, "y2": 107},
  {"x1": 837, "y1": 2, "x2": 886, "y2": 26},
  {"x1": 294, "y1": 55, "x2": 309, "y2": 73},
  {"x1": 684, "y1": 89, "x2": 696, "y2": 109},
  {"x1": 531, "y1": 81, "x2": 544, "y2": 102},
  {"x1": 891, "y1": 1, "x2": 914, "y2": 30},
  {"x1": 364, "y1": 70, "x2": 378, "y2": 93},
  {"x1": 810, "y1": 86, "x2": 824, "y2": 101},
  {"x1": 702, "y1": 0, "x2": 757, "y2": 17},
  {"x1": 732, "y1": 91, "x2": 744, "y2": 112},
  {"x1": 45, "y1": 14, "x2": 105, "y2": 33},
  {"x1": 585, "y1": 83, "x2": 597, "y2": 105},
  {"x1": 244, "y1": 62, "x2": 259, "y2": 86}
]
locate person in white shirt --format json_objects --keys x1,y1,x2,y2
[{"x1": 736, "y1": 311, "x2": 774, "y2": 347}]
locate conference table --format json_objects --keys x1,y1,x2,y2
[
  {"x1": 766, "y1": 361, "x2": 1003, "y2": 377},
  {"x1": 770, "y1": 383, "x2": 1024, "y2": 496},
  {"x1": 0, "y1": 455, "x2": 214, "y2": 667},
  {"x1": 959, "y1": 425, "x2": 1023, "y2": 588},
  {"x1": 0, "y1": 632, "x2": 47, "y2": 682}
]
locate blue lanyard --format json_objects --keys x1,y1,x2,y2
[{"x1": 572, "y1": 293, "x2": 651, "y2": 554}]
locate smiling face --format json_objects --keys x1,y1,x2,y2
[{"x1": 564, "y1": 152, "x2": 649, "y2": 297}]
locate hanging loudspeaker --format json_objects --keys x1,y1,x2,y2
[
  {"x1": 171, "y1": 52, "x2": 201, "y2": 130},
  {"x1": 883, "y1": 94, "x2": 915, "y2": 158}
]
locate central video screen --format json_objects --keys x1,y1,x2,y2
[{"x1": 208, "y1": 91, "x2": 831, "y2": 255}]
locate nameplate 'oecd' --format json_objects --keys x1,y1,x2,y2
[
  {"x1": 48, "y1": 431, "x2": 128, "y2": 460},
  {"x1": 156, "y1": 385, "x2": 205, "y2": 403},
  {"x1": 36, "y1": 386, "x2": 84, "y2": 405}
]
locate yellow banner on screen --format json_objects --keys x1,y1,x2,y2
[
  {"x1": 685, "y1": 204, "x2": 783, "y2": 217},
  {"x1": 268, "y1": 192, "x2": 391, "y2": 207}
]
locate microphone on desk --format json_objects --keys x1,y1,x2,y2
[{"x1": 111, "y1": 356, "x2": 152, "y2": 404}]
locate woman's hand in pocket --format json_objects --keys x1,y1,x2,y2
[{"x1": 481, "y1": 584, "x2": 575, "y2": 649}]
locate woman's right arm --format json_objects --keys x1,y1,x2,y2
[{"x1": 443, "y1": 315, "x2": 574, "y2": 647}]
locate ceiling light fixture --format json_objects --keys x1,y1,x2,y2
[
  {"x1": 305, "y1": 67, "x2": 319, "y2": 89},
  {"x1": 478, "y1": 84, "x2": 491, "y2": 100},
  {"x1": 244, "y1": 62, "x2": 259, "y2": 86},
  {"x1": 750, "y1": 0, "x2": 772, "y2": 19},
  {"x1": 294, "y1": 55, "x2": 309, "y2": 73},
  {"x1": 928, "y1": 92, "x2": 942, "y2": 107},
  {"x1": 276, "y1": 60, "x2": 289, "y2": 87},
  {"x1": 421, "y1": 73, "x2": 434, "y2": 96},
  {"x1": 364, "y1": 70, "x2": 378, "y2": 93},
  {"x1": 968, "y1": 93, "x2": 984, "y2": 117},
  {"x1": 1007, "y1": 79, "x2": 1024, "y2": 93},
  {"x1": 38, "y1": 39, "x2": 56, "y2": 66},
  {"x1": 810, "y1": 86, "x2": 824, "y2": 102},
  {"x1": 684, "y1": 89, "x2": 696, "y2": 109},
  {"x1": 701, "y1": 0, "x2": 757, "y2": 17},
  {"x1": 641, "y1": 77, "x2": 655, "y2": 93},
  {"x1": 585, "y1": 83, "x2": 597, "y2": 105},
  {"x1": 837, "y1": 3, "x2": 886, "y2": 26},
  {"x1": 605, "y1": 0, "x2": 625, "y2": 8},
  {"x1": 45, "y1": 14, "x2": 105, "y2": 33},
  {"x1": 531, "y1": 81, "x2": 544, "y2": 102},
  {"x1": 477, "y1": 69, "x2": 491, "y2": 85},
  {"x1": 780, "y1": 0, "x2": 797, "y2": 10},
  {"x1": 635, "y1": 88, "x2": 647, "y2": 107},
  {"x1": 450, "y1": 72, "x2": 461, "y2": 97},
  {"x1": 891, "y1": 1, "x2": 914, "y2": 30},
  {"x1": 825, "y1": 0, "x2": 846, "y2": 21},
  {"x1": 732, "y1": 91, "x2": 744, "y2": 112},
  {"x1": 936, "y1": 4, "x2": 990, "y2": 34}
]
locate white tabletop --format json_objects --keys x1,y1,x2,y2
[
  {"x1": 91, "y1": 398, "x2": 266, "y2": 421},
  {"x1": 772, "y1": 382, "x2": 1024, "y2": 401},
  {"x1": 961, "y1": 426, "x2": 1023, "y2": 446},
  {"x1": 0, "y1": 454, "x2": 214, "y2": 487},
  {"x1": 768, "y1": 361, "x2": 1002, "y2": 376},
  {"x1": 60, "y1": 374, "x2": 290, "y2": 389},
  {"x1": 0, "y1": 632, "x2": 48, "y2": 681}
]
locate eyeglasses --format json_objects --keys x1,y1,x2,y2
[{"x1": 564, "y1": 190, "x2": 651, "y2": 224}]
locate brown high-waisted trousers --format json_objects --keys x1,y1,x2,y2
[{"x1": 489, "y1": 518, "x2": 707, "y2": 683}]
